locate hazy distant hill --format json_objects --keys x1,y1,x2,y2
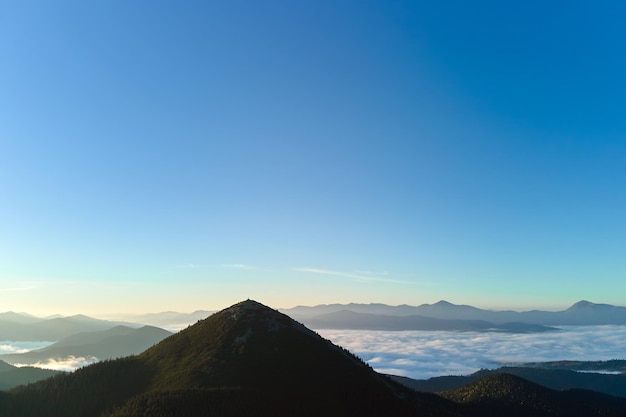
[
  {"x1": 115, "y1": 310, "x2": 214, "y2": 330},
  {"x1": 0, "y1": 360, "x2": 61, "y2": 391},
  {"x1": 0, "y1": 313, "x2": 141, "y2": 341},
  {"x1": 521, "y1": 359, "x2": 626, "y2": 373},
  {"x1": 283, "y1": 300, "x2": 626, "y2": 326},
  {"x1": 391, "y1": 366, "x2": 626, "y2": 399},
  {"x1": 301, "y1": 310, "x2": 555, "y2": 332},
  {"x1": 1, "y1": 325, "x2": 172, "y2": 367},
  {"x1": 438, "y1": 373, "x2": 626, "y2": 417},
  {"x1": 0, "y1": 312, "x2": 41, "y2": 325}
]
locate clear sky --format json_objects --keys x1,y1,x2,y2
[{"x1": 1, "y1": 1, "x2": 625, "y2": 316}]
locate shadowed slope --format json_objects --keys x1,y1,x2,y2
[{"x1": 0, "y1": 361, "x2": 62, "y2": 391}]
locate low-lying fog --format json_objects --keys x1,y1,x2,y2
[
  {"x1": 0, "y1": 341, "x2": 53, "y2": 355},
  {"x1": 317, "y1": 325, "x2": 626, "y2": 379},
  {"x1": 0, "y1": 342, "x2": 95, "y2": 371}
]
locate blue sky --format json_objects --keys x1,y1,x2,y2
[{"x1": 1, "y1": 1, "x2": 625, "y2": 315}]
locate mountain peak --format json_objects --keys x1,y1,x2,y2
[
  {"x1": 5, "y1": 299, "x2": 428, "y2": 416},
  {"x1": 567, "y1": 300, "x2": 612, "y2": 311},
  {"x1": 229, "y1": 298, "x2": 269, "y2": 312},
  {"x1": 215, "y1": 298, "x2": 311, "y2": 336},
  {"x1": 441, "y1": 373, "x2": 559, "y2": 407},
  {"x1": 138, "y1": 299, "x2": 354, "y2": 391}
]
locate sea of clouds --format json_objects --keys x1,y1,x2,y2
[
  {"x1": 2, "y1": 325, "x2": 626, "y2": 375},
  {"x1": 317, "y1": 325, "x2": 626, "y2": 380}
]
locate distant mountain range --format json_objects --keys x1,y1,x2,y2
[
  {"x1": 2, "y1": 300, "x2": 623, "y2": 342},
  {"x1": 0, "y1": 313, "x2": 142, "y2": 341},
  {"x1": 1, "y1": 300, "x2": 626, "y2": 417},
  {"x1": 282, "y1": 300, "x2": 626, "y2": 327},
  {"x1": 299, "y1": 309, "x2": 556, "y2": 332}
]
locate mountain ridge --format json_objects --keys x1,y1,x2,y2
[
  {"x1": 5, "y1": 299, "x2": 625, "y2": 333},
  {"x1": 282, "y1": 300, "x2": 626, "y2": 326},
  {"x1": 438, "y1": 373, "x2": 626, "y2": 417},
  {"x1": 301, "y1": 309, "x2": 556, "y2": 332},
  {"x1": 0, "y1": 360, "x2": 61, "y2": 391}
]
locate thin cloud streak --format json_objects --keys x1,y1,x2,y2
[
  {"x1": 220, "y1": 263, "x2": 256, "y2": 270},
  {"x1": 294, "y1": 267, "x2": 410, "y2": 284},
  {"x1": 177, "y1": 263, "x2": 200, "y2": 269}
]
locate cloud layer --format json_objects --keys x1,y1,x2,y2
[
  {"x1": 0, "y1": 341, "x2": 53, "y2": 355},
  {"x1": 317, "y1": 325, "x2": 626, "y2": 380},
  {"x1": 4, "y1": 326, "x2": 625, "y2": 376},
  {"x1": 13, "y1": 356, "x2": 98, "y2": 372}
]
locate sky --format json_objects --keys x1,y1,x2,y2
[{"x1": 1, "y1": 1, "x2": 625, "y2": 316}]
